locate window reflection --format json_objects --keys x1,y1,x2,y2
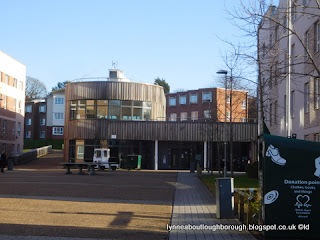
[{"x1": 71, "y1": 99, "x2": 152, "y2": 121}]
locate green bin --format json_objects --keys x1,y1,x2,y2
[{"x1": 125, "y1": 155, "x2": 142, "y2": 170}]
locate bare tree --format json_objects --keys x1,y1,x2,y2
[
  {"x1": 25, "y1": 76, "x2": 47, "y2": 101},
  {"x1": 226, "y1": 0, "x2": 320, "y2": 137}
]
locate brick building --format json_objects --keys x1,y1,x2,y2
[
  {"x1": 0, "y1": 51, "x2": 26, "y2": 156},
  {"x1": 24, "y1": 100, "x2": 47, "y2": 140},
  {"x1": 166, "y1": 88, "x2": 248, "y2": 122}
]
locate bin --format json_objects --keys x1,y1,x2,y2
[
  {"x1": 7, "y1": 157, "x2": 14, "y2": 171},
  {"x1": 215, "y1": 178, "x2": 234, "y2": 218},
  {"x1": 124, "y1": 155, "x2": 142, "y2": 170}
]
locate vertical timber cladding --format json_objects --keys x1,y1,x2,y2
[{"x1": 261, "y1": 134, "x2": 320, "y2": 238}]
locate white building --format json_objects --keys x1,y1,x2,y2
[
  {"x1": 258, "y1": 0, "x2": 320, "y2": 141},
  {"x1": 0, "y1": 50, "x2": 26, "y2": 156},
  {"x1": 46, "y1": 88, "x2": 65, "y2": 139}
]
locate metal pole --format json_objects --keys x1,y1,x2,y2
[{"x1": 224, "y1": 74, "x2": 227, "y2": 178}]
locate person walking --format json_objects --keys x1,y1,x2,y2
[{"x1": 0, "y1": 151, "x2": 6, "y2": 173}]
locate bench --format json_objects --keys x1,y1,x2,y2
[{"x1": 61, "y1": 162, "x2": 99, "y2": 175}]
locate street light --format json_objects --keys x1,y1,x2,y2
[{"x1": 217, "y1": 69, "x2": 228, "y2": 177}]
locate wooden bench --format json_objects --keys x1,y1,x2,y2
[{"x1": 61, "y1": 162, "x2": 99, "y2": 175}]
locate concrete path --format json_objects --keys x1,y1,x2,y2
[{"x1": 169, "y1": 172, "x2": 256, "y2": 240}]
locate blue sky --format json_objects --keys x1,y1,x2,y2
[{"x1": 1, "y1": 0, "x2": 254, "y2": 93}]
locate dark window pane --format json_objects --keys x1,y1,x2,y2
[
  {"x1": 122, "y1": 100, "x2": 132, "y2": 106},
  {"x1": 86, "y1": 105, "x2": 96, "y2": 119},
  {"x1": 133, "y1": 108, "x2": 142, "y2": 120},
  {"x1": 121, "y1": 107, "x2": 132, "y2": 120},
  {"x1": 97, "y1": 105, "x2": 108, "y2": 119}
]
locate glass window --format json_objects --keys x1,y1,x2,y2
[
  {"x1": 204, "y1": 110, "x2": 210, "y2": 119},
  {"x1": 77, "y1": 146, "x2": 84, "y2": 159},
  {"x1": 143, "y1": 108, "x2": 151, "y2": 121},
  {"x1": 53, "y1": 127, "x2": 64, "y2": 135},
  {"x1": 241, "y1": 100, "x2": 246, "y2": 109},
  {"x1": 170, "y1": 113, "x2": 177, "y2": 122},
  {"x1": 179, "y1": 95, "x2": 187, "y2": 105},
  {"x1": 121, "y1": 107, "x2": 132, "y2": 120},
  {"x1": 77, "y1": 100, "x2": 86, "y2": 119},
  {"x1": 12, "y1": 122, "x2": 15, "y2": 135},
  {"x1": 70, "y1": 101, "x2": 77, "y2": 120},
  {"x1": 54, "y1": 113, "x2": 64, "y2": 120},
  {"x1": 26, "y1": 118, "x2": 31, "y2": 125},
  {"x1": 202, "y1": 92, "x2": 212, "y2": 102},
  {"x1": 190, "y1": 93, "x2": 198, "y2": 104},
  {"x1": 3, "y1": 120, "x2": 7, "y2": 133},
  {"x1": 227, "y1": 111, "x2": 231, "y2": 121},
  {"x1": 18, "y1": 122, "x2": 21, "y2": 135},
  {"x1": 143, "y1": 102, "x2": 151, "y2": 108},
  {"x1": 86, "y1": 105, "x2": 96, "y2": 119},
  {"x1": 40, "y1": 118, "x2": 46, "y2": 126},
  {"x1": 109, "y1": 100, "x2": 121, "y2": 119},
  {"x1": 305, "y1": 83, "x2": 310, "y2": 113},
  {"x1": 191, "y1": 111, "x2": 198, "y2": 121},
  {"x1": 122, "y1": 100, "x2": 132, "y2": 106},
  {"x1": 54, "y1": 97, "x2": 64, "y2": 104},
  {"x1": 133, "y1": 101, "x2": 143, "y2": 107},
  {"x1": 26, "y1": 105, "x2": 32, "y2": 113},
  {"x1": 133, "y1": 108, "x2": 142, "y2": 120},
  {"x1": 169, "y1": 96, "x2": 176, "y2": 106},
  {"x1": 40, "y1": 131, "x2": 45, "y2": 138},
  {"x1": 39, "y1": 105, "x2": 46, "y2": 113},
  {"x1": 97, "y1": 100, "x2": 108, "y2": 119},
  {"x1": 180, "y1": 112, "x2": 187, "y2": 121},
  {"x1": 25, "y1": 131, "x2": 31, "y2": 138},
  {"x1": 227, "y1": 95, "x2": 231, "y2": 104}
]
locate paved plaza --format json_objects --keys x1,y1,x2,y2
[{"x1": 0, "y1": 151, "x2": 256, "y2": 240}]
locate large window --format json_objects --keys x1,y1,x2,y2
[
  {"x1": 53, "y1": 127, "x2": 64, "y2": 135},
  {"x1": 190, "y1": 93, "x2": 198, "y2": 104},
  {"x1": 26, "y1": 105, "x2": 32, "y2": 113},
  {"x1": 169, "y1": 96, "x2": 176, "y2": 106},
  {"x1": 25, "y1": 131, "x2": 31, "y2": 138},
  {"x1": 191, "y1": 111, "x2": 198, "y2": 121},
  {"x1": 40, "y1": 118, "x2": 46, "y2": 126},
  {"x1": 179, "y1": 95, "x2": 187, "y2": 105},
  {"x1": 54, "y1": 97, "x2": 64, "y2": 105},
  {"x1": 54, "y1": 113, "x2": 64, "y2": 120},
  {"x1": 202, "y1": 92, "x2": 212, "y2": 102},
  {"x1": 97, "y1": 100, "x2": 108, "y2": 119},
  {"x1": 40, "y1": 131, "x2": 45, "y2": 139},
  {"x1": 39, "y1": 105, "x2": 46, "y2": 113},
  {"x1": 180, "y1": 112, "x2": 187, "y2": 121},
  {"x1": 170, "y1": 113, "x2": 177, "y2": 122},
  {"x1": 70, "y1": 99, "x2": 152, "y2": 121},
  {"x1": 77, "y1": 146, "x2": 84, "y2": 159}
]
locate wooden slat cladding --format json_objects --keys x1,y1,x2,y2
[
  {"x1": 65, "y1": 81, "x2": 166, "y2": 121},
  {"x1": 67, "y1": 120, "x2": 257, "y2": 142},
  {"x1": 66, "y1": 81, "x2": 166, "y2": 103}
]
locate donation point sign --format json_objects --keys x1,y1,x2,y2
[{"x1": 260, "y1": 134, "x2": 320, "y2": 238}]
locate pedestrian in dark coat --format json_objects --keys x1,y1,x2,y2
[{"x1": 0, "y1": 151, "x2": 6, "y2": 173}]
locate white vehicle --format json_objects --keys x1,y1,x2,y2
[{"x1": 93, "y1": 148, "x2": 119, "y2": 170}]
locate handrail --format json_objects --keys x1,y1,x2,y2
[{"x1": 234, "y1": 188, "x2": 259, "y2": 226}]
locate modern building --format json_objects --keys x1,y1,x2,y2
[
  {"x1": 46, "y1": 88, "x2": 65, "y2": 140},
  {"x1": 258, "y1": 0, "x2": 320, "y2": 141},
  {"x1": 64, "y1": 69, "x2": 257, "y2": 170},
  {"x1": 25, "y1": 99, "x2": 47, "y2": 140},
  {"x1": 166, "y1": 88, "x2": 248, "y2": 122},
  {"x1": 0, "y1": 50, "x2": 26, "y2": 156}
]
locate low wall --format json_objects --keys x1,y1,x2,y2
[{"x1": 13, "y1": 145, "x2": 52, "y2": 166}]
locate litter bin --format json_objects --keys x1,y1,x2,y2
[
  {"x1": 215, "y1": 178, "x2": 234, "y2": 218},
  {"x1": 125, "y1": 155, "x2": 142, "y2": 170},
  {"x1": 7, "y1": 157, "x2": 14, "y2": 171}
]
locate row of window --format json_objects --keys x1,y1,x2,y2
[
  {"x1": 0, "y1": 71, "x2": 24, "y2": 91},
  {"x1": 169, "y1": 93, "x2": 247, "y2": 108},
  {"x1": 0, "y1": 94, "x2": 22, "y2": 113},
  {"x1": 0, "y1": 119, "x2": 21, "y2": 135},
  {"x1": 25, "y1": 105, "x2": 46, "y2": 113},
  {"x1": 168, "y1": 92, "x2": 212, "y2": 106},
  {"x1": 169, "y1": 111, "x2": 246, "y2": 122},
  {"x1": 25, "y1": 127, "x2": 64, "y2": 138},
  {"x1": 70, "y1": 100, "x2": 152, "y2": 121},
  {"x1": 0, "y1": 143, "x2": 21, "y2": 155},
  {"x1": 26, "y1": 118, "x2": 46, "y2": 126}
]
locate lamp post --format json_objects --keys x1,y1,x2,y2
[{"x1": 217, "y1": 70, "x2": 228, "y2": 178}]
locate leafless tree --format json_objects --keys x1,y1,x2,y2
[{"x1": 25, "y1": 76, "x2": 47, "y2": 101}]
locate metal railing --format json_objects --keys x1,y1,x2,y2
[{"x1": 234, "y1": 188, "x2": 259, "y2": 226}]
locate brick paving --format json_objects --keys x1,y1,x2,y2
[{"x1": 169, "y1": 172, "x2": 256, "y2": 240}]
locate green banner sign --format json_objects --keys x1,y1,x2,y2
[{"x1": 261, "y1": 134, "x2": 320, "y2": 238}]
